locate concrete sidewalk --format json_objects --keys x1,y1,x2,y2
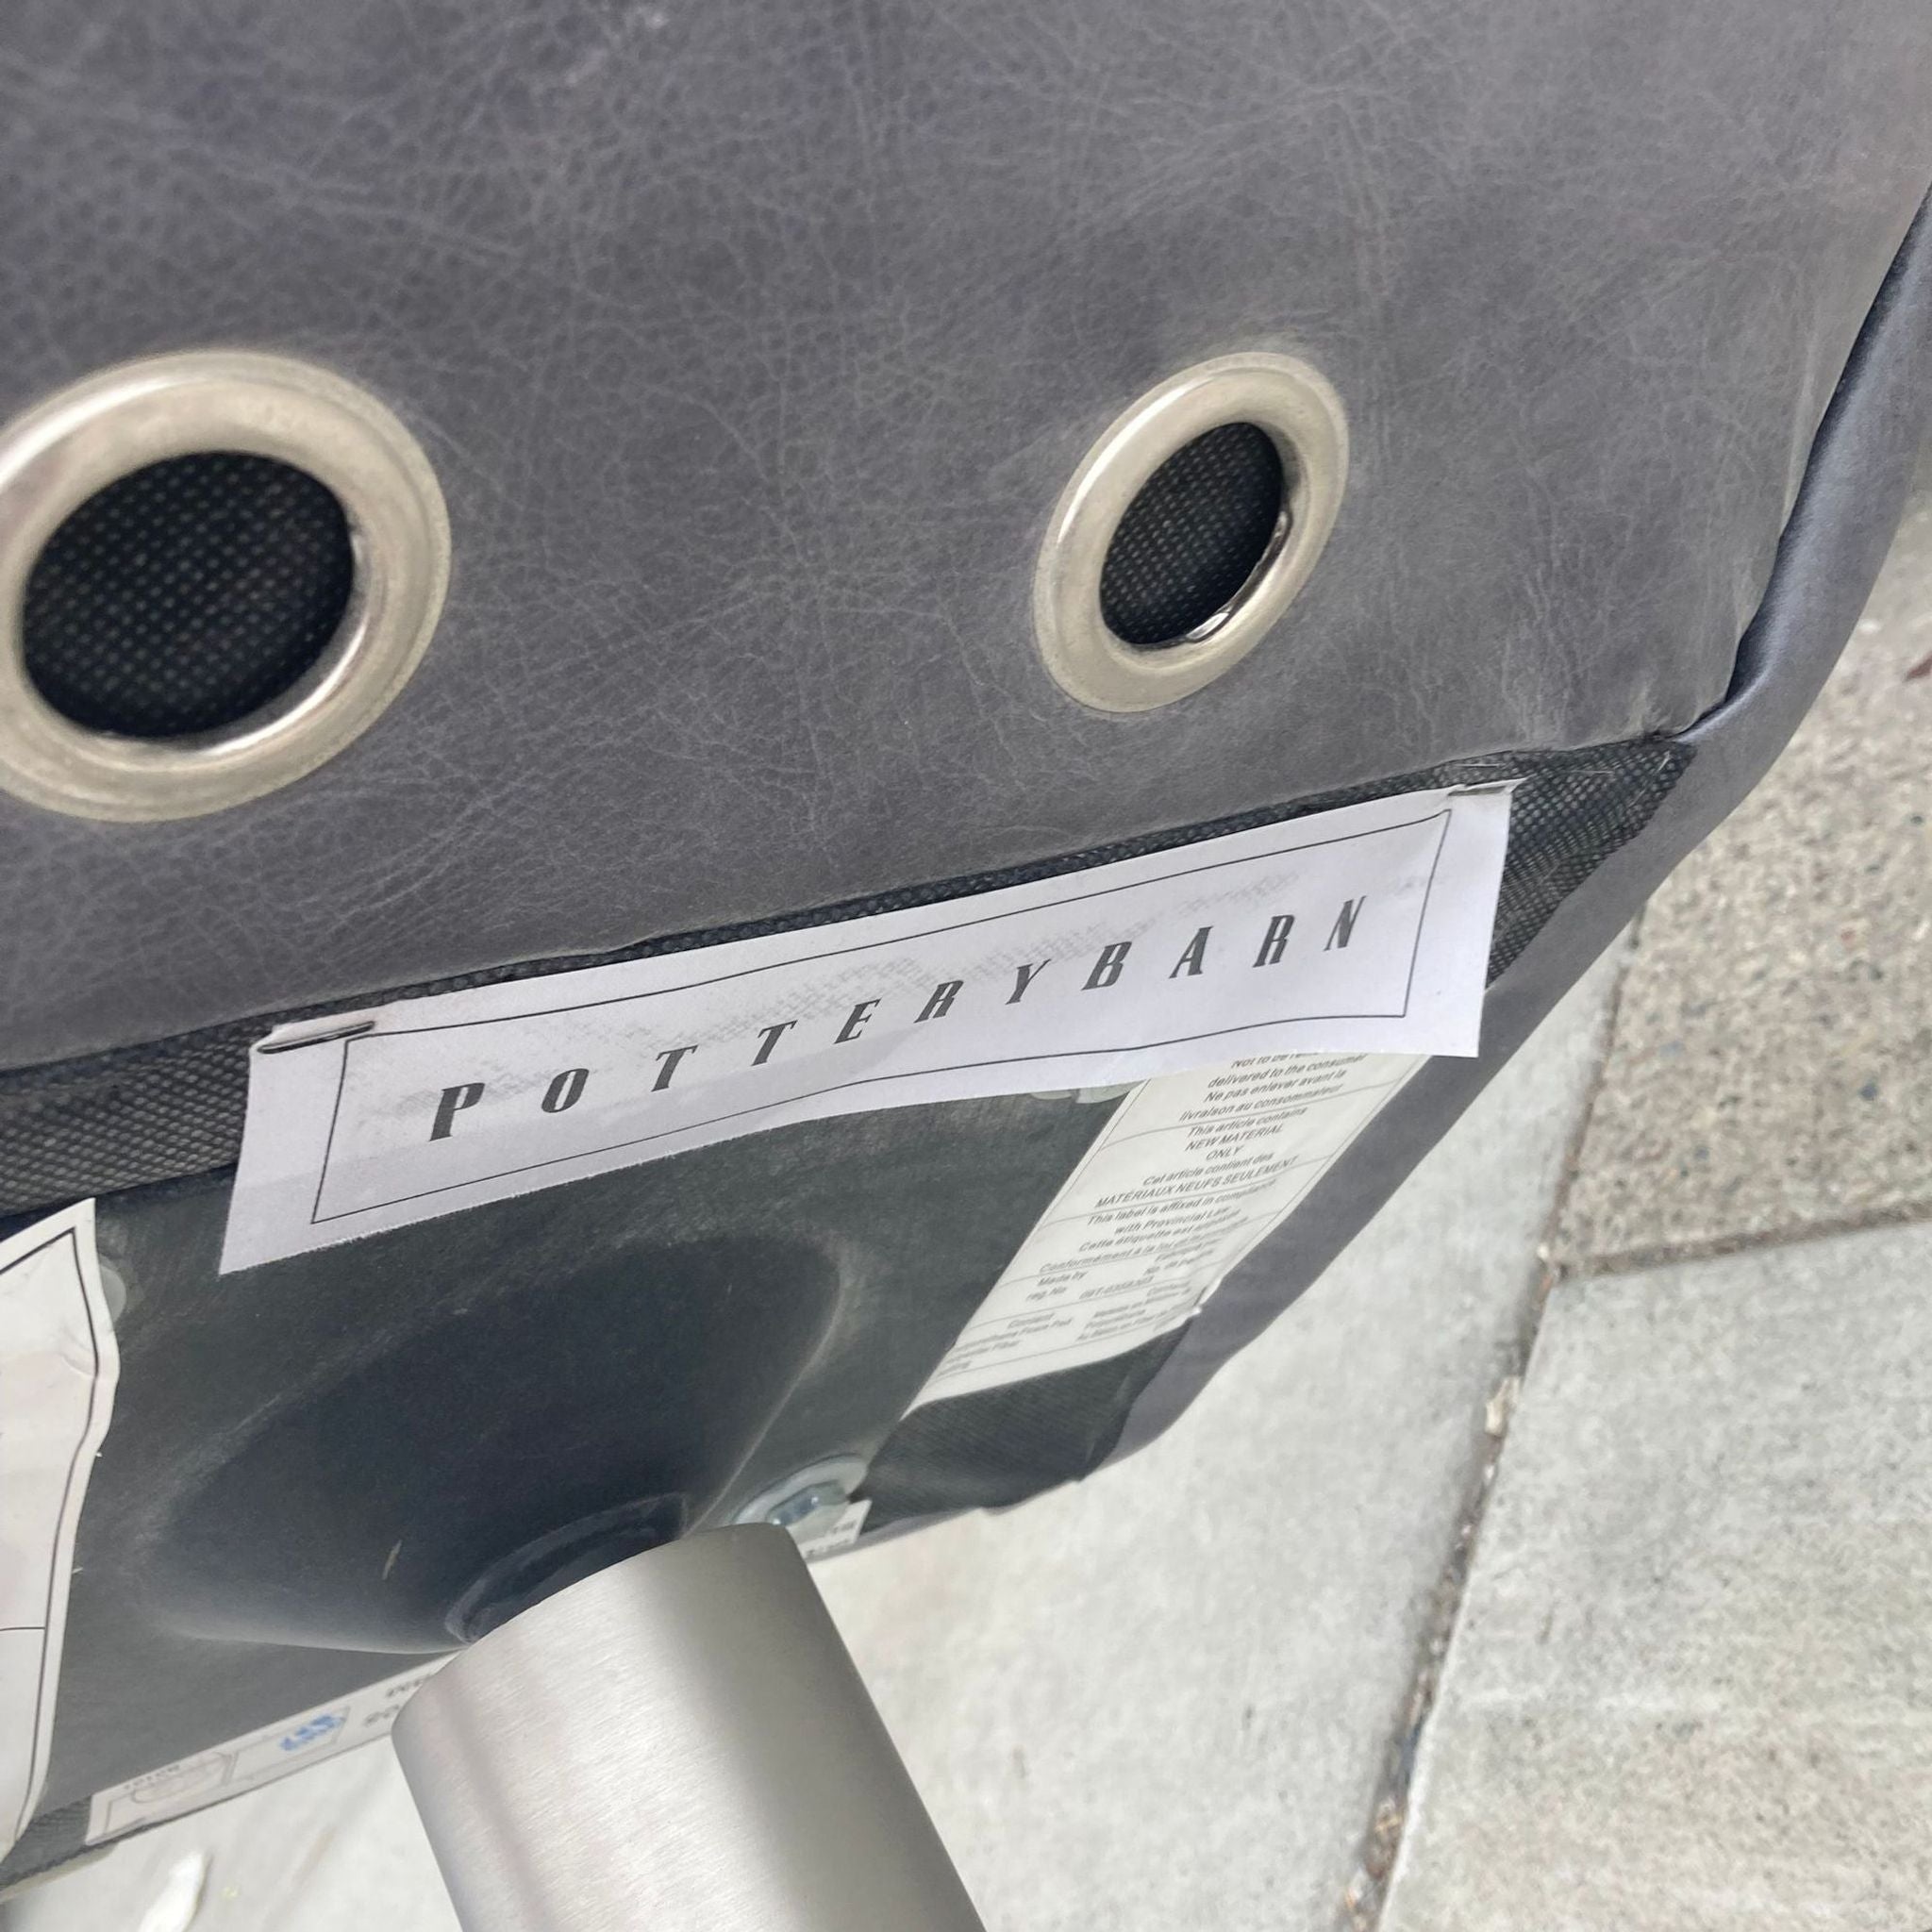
[
  {"x1": 12, "y1": 491, "x2": 1928, "y2": 1931},
  {"x1": 1379, "y1": 1224, "x2": 1932, "y2": 1932},
  {"x1": 1370, "y1": 483, "x2": 1932, "y2": 1931}
]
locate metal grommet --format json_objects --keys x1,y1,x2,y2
[
  {"x1": 1034, "y1": 351, "x2": 1347, "y2": 713},
  {"x1": 0, "y1": 350, "x2": 449, "y2": 822}
]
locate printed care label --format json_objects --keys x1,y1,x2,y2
[
  {"x1": 0, "y1": 1202, "x2": 118, "y2": 1856},
  {"x1": 911, "y1": 1050, "x2": 1421, "y2": 1405},
  {"x1": 224, "y1": 786, "x2": 1510, "y2": 1272},
  {"x1": 86, "y1": 1662, "x2": 441, "y2": 1843}
]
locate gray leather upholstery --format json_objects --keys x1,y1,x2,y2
[
  {"x1": 3, "y1": 4, "x2": 1931, "y2": 1886},
  {"x1": 1119, "y1": 194, "x2": 1932, "y2": 1474},
  {"x1": 1, "y1": 0, "x2": 1927, "y2": 1067}
]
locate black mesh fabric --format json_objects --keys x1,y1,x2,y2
[
  {"x1": 23, "y1": 453, "x2": 354, "y2": 738},
  {"x1": 0, "y1": 739, "x2": 1688, "y2": 1217},
  {"x1": 1099, "y1": 422, "x2": 1285, "y2": 646},
  {"x1": 864, "y1": 1333, "x2": 1185, "y2": 1524}
]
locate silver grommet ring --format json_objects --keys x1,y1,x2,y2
[
  {"x1": 1034, "y1": 351, "x2": 1347, "y2": 713},
  {"x1": 0, "y1": 350, "x2": 449, "y2": 822}
]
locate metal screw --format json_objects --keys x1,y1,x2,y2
[
  {"x1": 765, "y1": 1482, "x2": 849, "y2": 1537},
  {"x1": 733, "y1": 1457, "x2": 870, "y2": 1549}
]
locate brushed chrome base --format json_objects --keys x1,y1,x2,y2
[{"x1": 394, "y1": 1524, "x2": 985, "y2": 1932}]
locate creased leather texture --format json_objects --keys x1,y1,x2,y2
[
  {"x1": 1109, "y1": 190, "x2": 1932, "y2": 1485},
  {"x1": 0, "y1": 0, "x2": 1928, "y2": 1069}
]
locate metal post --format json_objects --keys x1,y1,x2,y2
[{"x1": 393, "y1": 1524, "x2": 986, "y2": 1932}]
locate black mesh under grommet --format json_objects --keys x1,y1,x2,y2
[
  {"x1": 1099, "y1": 422, "x2": 1287, "y2": 648},
  {"x1": 22, "y1": 452, "x2": 355, "y2": 739}
]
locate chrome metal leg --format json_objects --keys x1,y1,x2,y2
[{"x1": 394, "y1": 1524, "x2": 985, "y2": 1931}]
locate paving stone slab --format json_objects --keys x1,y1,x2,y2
[
  {"x1": 1380, "y1": 1222, "x2": 1932, "y2": 1932},
  {"x1": 1557, "y1": 487, "x2": 1932, "y2": 1272}
]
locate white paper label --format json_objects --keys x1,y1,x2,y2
[
  {"x1": 910, "y1": 1050, "x2": 1423, "y2": 1406},
  {"x1": 85, "y1": 1661, "x2": 442, "y2": 1843},
  {"x1": 0, "y1": 1201, "x2": 119, "y2": 1854},
  {"x1": 798, "y1": 1498, "x2": 872, "y2": 1561},
  {"x1": 224, "y1": 785, "x2": 1509, "y2": 1272}
]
